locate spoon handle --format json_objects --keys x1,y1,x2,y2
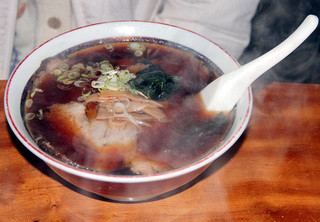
[{"x1": 201, "y1": 15, "x2": 319, "y2": 112}]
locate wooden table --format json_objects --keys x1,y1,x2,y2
[{"x1": 1, "y1": 80, "x2": 320, "y2": 221}]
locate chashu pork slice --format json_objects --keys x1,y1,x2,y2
[{"x1": 45, "y1": 101, "x2": 138, "y2": 172}]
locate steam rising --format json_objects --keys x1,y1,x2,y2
[{"x1": 239, "y1": 0, "x2": 320, "y2": 92}]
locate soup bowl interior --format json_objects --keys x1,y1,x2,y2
[{"x1": 4, "y1": 21, "x2": 252, "y2": 202}]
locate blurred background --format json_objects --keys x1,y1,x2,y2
[
  {"x1": 2, "y1": 0, "x2": 320, "y2": 89},
  {"x1": 240, "y1": 0, "x2": 320, "y2": 90}
]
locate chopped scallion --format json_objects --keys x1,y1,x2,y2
[
  {"x1": 68, "y1": 71, "x2": 80, "y2": 79},
  {"x1": 59, "y1": 62, "x2": 69, "y2": 71},
  {"x1": 134, "y1": 50, "x2": 144, "y2": 57},
  {"x1": 25, "y1": 113, "x2": 36, "y2": 120},
  {"x1": 105, "y1": 44, "x2": 114, "y2": 51},
  {"x1": 26, "y1": 99, "x2": 33, "y2": 108},
  {"x1": 62, "y1": 78, "x2": 75, "y2": 85},
  {"x1": 129, "y1": 42, "x2": 146, "y2": 51},
  {"x1": 53, "y1": 69, "x2": 62, "y2": 76}
]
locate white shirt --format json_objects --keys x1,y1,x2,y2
[{"x1": 0, "y1": 0, "x2": 259, "y2": 79}]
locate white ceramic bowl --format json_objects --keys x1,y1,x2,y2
[{"x1": 4, "y1": 21, "x2": 252, "y2": 202}]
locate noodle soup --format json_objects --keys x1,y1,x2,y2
[{"x1": 22, "y1": 37, "x2": 233, "y2": 175}]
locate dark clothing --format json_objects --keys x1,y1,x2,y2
[{"x1": 240, "y1": 0, "x2": 320, "y2": 89}]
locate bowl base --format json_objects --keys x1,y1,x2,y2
[{"x1": 101, "y1": 194, "x2": 159, "y2": 202}]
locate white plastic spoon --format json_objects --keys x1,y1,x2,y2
[{"x1": 200, "y1": 15, "x2": 319, "y2": 113}]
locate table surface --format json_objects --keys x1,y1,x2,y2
[{"x1": 1, "y1": 80, "x2": 320, "y2": 221}]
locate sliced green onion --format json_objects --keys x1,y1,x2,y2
[
  {"x1": 105, "y1": 70, "x2": 117, "y2": 77},
  {"x1": 97, "y1": 76, "x2": 109, "y2": 82},
  {"x1": 62, "y1": 78, "x2": 75, "y2": 85},
  {"x1": 134, "y1": 50, "x2": 143, "y2": 57},
  {"x1": 105, "y1": 82, "x2": 120, "y2": 91},
  {"x1": 91, "y1": 81, "x2": 105, "y2": 88},
  {"x1": 34, "y1": 88, "x2": 43, "y2": 92},
  {"x1": 120, "y1": 75, "x2": 128, "y2": 80},
  {"x1": 30, "y1": 88, "x2": 43, "y2": 98},
  {"x1": 26, "y1": 99, "x2": 33, "y2": 108},
  {"x1": 90, "y1": 67, "x2": 136, "y2": 92},
  {"x1": 25, "y1": 113, "x2": 35, "y2": 120},
  {"x1": 100, "y1": 61, "x2": 113, "y2": 71},
  {"x1": 57, "y1": 75, "x2": 66, "y2": 81},
  {"x1": 82, "y1": 89, "x2": 92, "y2": 97},
  {"x1": 110, "y1": 76, "x2": 118, "y2": 82},
  {"x1": 86, "y1": 66, "x2": 93, "y2": 71},
  {"x1": 30, "y1": 91, "x2": 36, "y2": 98},
  {"x1": 53, "y1": 69, "x2": 62, "y2": 76},
  {"x1": 81, "y1": 73, "x2": 90, "y2": 78},
  {"x1": 74, "y1": 80, "x2": 85, "y2": 87},
  {"x1": 72, "y1": 63, "x2": 85, "y2": 71},
  {"x1": 79, "y1": 77, "x2": 90, "y2": 82},
  {"x1": 105, "y1": 44, "x2": 114, "y2": 51},
  {"x1": 38, "y1": 109, "x2": 44, "y2": 120},
  {"x1": 129, "y1": 42, "x2": 146, "y2": 51},
  {"x1": 108, "y1": 82, "x2": 119, "y2": 87},
  {"x1": 68, "y1": 70, "x2": 80, "y2": 79},
  {"x1": 98, "y1": 88, "x2": 107, "y2": 92},
  {"x1": 101, "y1": 64, "x2": 112, "y2": 70},
  {"x1": 59, "y1": 62, "x2": 69, "y2": 71},
  {"x1": 86, "y1": 62, "x2": 97, "y2": 71}
]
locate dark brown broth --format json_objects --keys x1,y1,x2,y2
[{"x1": 22, "y1": 37, "x2": 232, "y2": 175}]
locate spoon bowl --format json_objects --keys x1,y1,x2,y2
[{"x1": 200, "y1": 15, "x2": 319, "y2": 112}]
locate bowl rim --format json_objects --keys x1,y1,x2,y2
[{"x1": 4, "y1": 20, "x2": 252, "y2": 183}]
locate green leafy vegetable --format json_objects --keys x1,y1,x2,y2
[{"x1": 128, "y1": 60, "x2": 182, "y2": 101}]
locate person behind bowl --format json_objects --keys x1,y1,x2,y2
[
  {"x1": 239, "y1": 0, "x2": 320, "y2": 88},
  {"x1": 0, "y1": 0, "x2": 259, "y2": 80}
]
